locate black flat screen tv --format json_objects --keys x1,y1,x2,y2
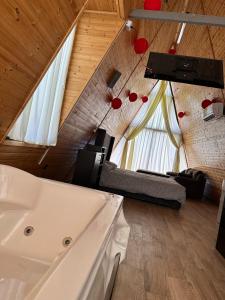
[{"x1": 145, "y1": 52, "x2": 224, "y2": 89}]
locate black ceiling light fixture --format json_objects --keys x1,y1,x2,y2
[{"x1": 145, "y1": 52, "x2": 224, "y2": 89}]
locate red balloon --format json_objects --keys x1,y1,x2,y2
[
  {"x1": 144, "y1": 0, "x2": 161, "y2": 10},
  {"x1": 141, "y1": 96, "x2": 149, "y2": 103},
  {"x1": 168, "y1": 48, "x2": 176, "y2": 55},
  {"x1": 129, "y1": 92, "x2": 138, "y2": 102},
  {"x1": 111, "y1": 98, "x2": 122, "y2": 109},
  {"x1": 134, "y1": 38, "x2": 149, "y2": 54},
  {"x1": 201, "y1": 99, "x2": 212, "y2": 109},
  {"x1": 178, "y1": 112, "x2": 185, "y2": 119}
]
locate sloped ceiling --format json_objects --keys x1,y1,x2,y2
[
  {"x1": 0, "y1": 0, "x2": 88, "y2": 141},
  {"x1": 86, "y1": 0, "x2": 118, "y2": 12}
]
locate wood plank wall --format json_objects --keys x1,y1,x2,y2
[
  {"x1": 60, "y1": 12, "x2": 123, "y2": 124},
  {"x1": 172, "y1": 0, "x2": 225, "y2": 202},
  {"x1": 42, "y1": 19, "x2": 179, "y2": 182},
  {"x1": 0, "y1": 0, "x2": 87, "y2": 141},
  {"x1": 86, "y1": 0, "x2": 118, "y2": 12},
  {"x1": 0, "y1": 10, "x2": 179, "y2": 182}
]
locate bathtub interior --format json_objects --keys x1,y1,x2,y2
[{"x1": 0, "y1": 165, "x2": 108, "y2": 298}]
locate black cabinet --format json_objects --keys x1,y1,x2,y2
[
  {"x1": 216, "y1": 200, "x2": 225, "y2": 258},
  {"x1": 72, "y1": 149, "x2": 104, "y2": 188}
]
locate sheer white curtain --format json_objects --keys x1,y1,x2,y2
[
  {"x1": 8, "y1": 27, "x2": 76, "y2": 146},
  {"x1": 131, "y1": 104, "x2": 178, "y2": 173},
  {"x1": 131, "y1": 85, "x2": 186, "y2": 173},
  {"x1": 111, "y1": 82, "x2": 187, "y2": 173}
]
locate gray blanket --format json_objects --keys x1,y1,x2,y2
[{"x1": 99, "y1": 162, "x2": 186, "y2": 204}]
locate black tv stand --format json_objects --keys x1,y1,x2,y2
[
  {"x1": 72, "y1": 129, "x2": 115, "y2": 188},
  {"x1": 72, "y1": 149, "x2": 104, "y2": 188}
]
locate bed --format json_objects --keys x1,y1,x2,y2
[{"x1": 99, "y1": 162, "x2": 186, "y2": 209}]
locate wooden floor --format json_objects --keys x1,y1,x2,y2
[{"x1": 112, "y1": 199, "x2": 225, "y2": 300}]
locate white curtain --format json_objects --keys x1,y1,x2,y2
[
  {"x1": 131, "y1": 105, "x2": 179, "y2": 173},
  {"x1": 111, "y1": 82, "x2": 187, "y2": 173},
  {"x1": 8, "y1": 27, "x2": 76, "y2": 146}
]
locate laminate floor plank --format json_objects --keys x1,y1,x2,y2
[{"x1": 112, "y1": 199, "x2": 225, "y2": 300}]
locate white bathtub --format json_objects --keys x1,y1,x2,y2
[{"x1": 0, "y1": 165, "x2": 130, "y2": 300}]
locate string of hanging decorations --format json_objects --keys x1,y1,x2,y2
[
  {"x1": 111, "y1": 0, "x2": 169, "y2": 111},
  {"x1": 110, "y1": 0, "x2": 186, "y2": 119}
]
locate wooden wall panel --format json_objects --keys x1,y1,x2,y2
[
  {"x1": 0, "y1": 144, "x2": 44, "y2": 176},
  {"x1": 172, "y1": 0, "x2": 225, "y2": 202},
  {"x1": 0, "y1": 2, "x2": 182, "y2": 182},
  {"x1": 0, "y1": 0, "x2": 87, "y2": 141},
  {"x1": 87, "y1": 0, "x2": 118, "y2": 12},
  {"x1": 60, "y1": 12, "x2": 124, "y2": 124},
  {"x1": 173, "y1": 83, "x2": 225, "y2": 202},
  {"x1": 41, "y1": 20, "x2": 179, "y2": 182}
]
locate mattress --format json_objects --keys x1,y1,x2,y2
[{"x1": 99, "y1": 162, "x2": 186, "y2": 204}]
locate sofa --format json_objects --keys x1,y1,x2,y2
[{"x1": 167, "y1": 169, "x2": 207, "y2": 199}]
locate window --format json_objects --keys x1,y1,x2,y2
[
  {"x1": 111, "y1": 82, "x2": 187, "y2": 172},
  {"x1": 8, "y1": 27, "x2": 76, "y2": 146}
]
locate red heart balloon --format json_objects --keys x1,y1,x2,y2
[
  {"x1": 134, "y1": 38, "x2": 149, "y2": 54},
  {"x1": 144, "y1": 0, "x2": 161, "y2": 10}
]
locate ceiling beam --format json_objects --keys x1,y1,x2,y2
[{"x1": 129, "y1": 9, "x2": 225, "y2": 27}]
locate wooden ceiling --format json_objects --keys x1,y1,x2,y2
[
  {"x1": 129, "y1": 0, "x2": 225, "y2": 14},
  {"x1": 76, "y1": 0, "x2": 118, "y2": 13},
  {"x1": 130, "y1": 0, "x2": 188, "y2": 11},
  {"x1": 78, "y1": 0, "x2": 192, "y2": 17},
  {"x1": 82, "y1": 0, "x2": 194, "y2": 13},
  {"x1": 0, "y1": 0, "x2": 88, "y2": 142},
  {"x1": 87, "y1": 0, "x2": 118, "y2": 12}
]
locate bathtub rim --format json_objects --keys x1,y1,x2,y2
[{"x1": 25, "y1": 193, "x2": 124, "y2": 300}]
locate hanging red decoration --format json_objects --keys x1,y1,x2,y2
[
  {"x1": 111, "y1": 98, "x2": 122, "y2": 109},
  {"x1": 168, "y1": 48, "x2": 177, "y2": 55},
  {"x1": 168, "y1": 42, "x2": 177, "y2": 55},
  {"x1": 141, "y1": 96, "x2": 149, "y2": 103},
  {"x1": 144, "y1": 0, "x2": 161, "y2": 11},
  {"x1": 178, "y1": 112, "x2": 186, "y2": 119},
  {"x1": 129, "y1": 92, "x2": 138, "y2": 102},
  {"x1": 201, "y1": 99, "x2": 212, "y2": 109},
  {"x1": 134, "y1": 38, "x2": 149, "y2": 54}
]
